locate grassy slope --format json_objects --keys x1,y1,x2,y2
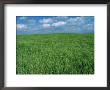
[{"x1": 16, "y1": 33, "x2": 94, "y2": 74}]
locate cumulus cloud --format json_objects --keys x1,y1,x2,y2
[
  {"x1": 39, "y1": 18, "x2": 53, "y2": 23},
  {"x1": 42, "y1": 24, "x2": 51, "y2": 28},
  {"x1": 16, "y1": 16, "x2": 94, "y2": 34},
  {"x1": 52, "y1": 21, "x2": 66, "y2": 27},
  {"x1": 16, "y1": 24, "x2": 27, "y2": 30},
  {"x1": 67, "y1": 17, "x2": 86, "y2": 25},
  {"x1": 54, "y1": 16, "x2": 68, "y2": 20},
  {"x1": 28, "y1": 19, "x2": 36, "y2": 23},
  {"x1": 82, "y1": 24, "x2": 94, "y2": 31},
  {"x1": 27, "y1": 19, "x2": 36, "y2": 25},
  {"x1": 19, "y1": 16, "x2": 27, "y2": 20}
]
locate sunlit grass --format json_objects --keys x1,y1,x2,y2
[{"x1": 16, "y1": 33, "x2": 94, "y2": 74}]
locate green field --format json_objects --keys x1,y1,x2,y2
[{"x1": 16, "y1": 33, "x2": 94, "y2": 74}]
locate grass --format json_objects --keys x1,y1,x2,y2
[{"x1": 16, "y1": 33, "x2": 94, "y2": 74}]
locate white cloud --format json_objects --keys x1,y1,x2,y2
[
  {"x1": 42, "y1": 24, "x2": 51, "y2": 28},
  {"x1": 82, "y1": 24, "x2": 94, "y2": 30},
  {"x1": 27, "y1": 19, "x2": 36, "y2": 25},
  {"x1": 28, "y1": 19, "x2": 36, "y2": 23},
  {"x1": 17, "y1": 16, "x2": 94, "y2": 34},
  {"x1": 67, "y1": 18, "x2": 76, "y2": 22},
  {"x1": 39, "y1": 18, "x2": 53, "y2": 23},
  {"x1": 16, "y1": 24, "x2": 27, "y2": 30},
  {"x1": 67, "y1": 17, "x2": 86, "y2": 25},
  {"x1": 52, "y1": 21, "x2": 66, "y2": 27},
  {"x1": 19, "y1": 16, "x2": 27, "y2": 20},
  {"x1": 54, "y1": 16, "x2": 68, "y2": 20}
]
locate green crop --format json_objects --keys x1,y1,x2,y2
[{"x1": 16, "y1": 33, "x2": 94, "y2": 74}]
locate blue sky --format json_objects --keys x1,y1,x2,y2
[{"x1": 16, "y1": 16, "x2": 94, "y2": 35}]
